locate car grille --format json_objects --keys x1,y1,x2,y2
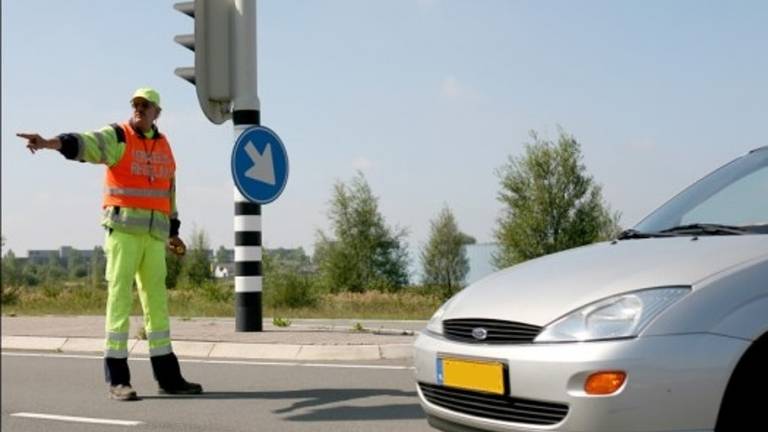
[
  {"x1": 419, "y1": 382, "x2": 569, "y2": 426},
  {"x1": 443, "y1": 319, "x2": 542, "y2": 344}
]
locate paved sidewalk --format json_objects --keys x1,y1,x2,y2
[{"x1": 1, "y1": 315, "x2": 425, "y2": 361}]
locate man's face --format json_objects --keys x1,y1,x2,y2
[{"x1": 131, "y1": 97, "x2": 160, "y2": 131}]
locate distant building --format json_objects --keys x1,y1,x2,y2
[
  {"x1": 59, "y1": 246, "x2": 95, "y2": 261},
  {"x1": 213, "y1": 248, "x2": 234, "y2": 279},
  {"x1": 214, "y1": 264, "x2": 233, "y2": 278},
  {"x1": 21, "y1": 244, "x2": 507, "y2": 286},
  {"x1": 27, "y1": 246, "x2": 96, "y2": 265},
  {"x1": 27, "y1": 250, "x2": 59, "y2": 265}
]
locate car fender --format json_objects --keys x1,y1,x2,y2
[{"x1": 643, "y1": 253, "x2": 768, "y2": 341}]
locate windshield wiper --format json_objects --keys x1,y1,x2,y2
[
  {"x1": 659, "y1": 223, "x2": 750, "y2": 236},
  {"x1": 616, "y1": 229, "x2": 674, "y2": 240}
]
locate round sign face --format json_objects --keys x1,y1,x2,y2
[{"x1": 231, "y1": 125, "x2": 289, "y2": 204}]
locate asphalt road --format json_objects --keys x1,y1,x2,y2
[{"x1": 1, "y1": 352, "x2": 433, "y2": 432}]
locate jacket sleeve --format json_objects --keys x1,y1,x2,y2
[
  {"x1": 57, "y1": 126, "x2": 125, "y2": 166},
  {"x1": 170, "y1": 177, "x2": 181, "y2": 237}
]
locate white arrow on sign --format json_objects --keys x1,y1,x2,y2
[{"x1": 244, "y1": 141, "x2": 276, "y2": 186}]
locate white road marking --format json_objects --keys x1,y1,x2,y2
[
  {"x1": 11, "y1": 412, "x2": 142, "y2": 426},
  {"x1": 2, "y1": 351, "x2": 414, "y2": 370}
]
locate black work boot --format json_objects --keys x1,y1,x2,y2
[
  {"x1": 104, "y1": 358, "x2": 139, "y2": 401},
  {"x1": 151, "y1": 352, "x2": 203, "y2": 395}
]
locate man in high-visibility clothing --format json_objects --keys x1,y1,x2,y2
[{"x1": 17, "y1": 88, "x2": 202, "y2": 401}]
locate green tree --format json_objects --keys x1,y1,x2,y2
[
  {"x1": 2, "y1": 250, "x2": 22, "y2": 287},
  {"x1": 66, "y1": 250, "x2": 87, "y2": 279},
  {"x1": 262, "y1": 250, "x2": 318, "y2": 308},
  {"x1": 165, "y1": 251, "x2": 183, "y2": 290},
  {"x1": 494, "y1": 129, "x2": 620, "y2": 268},
  {"x1": 314, "y1": 172, "x2": 410, "y2": 293},
  {"x1": 421, "y1": 206, "x2": 473, "y2": 299},
  {"x1": 45, "y1": 252, "x2": 65, "y2": 282},
  {"x1": 182, "y1": 227, "x2": 213, "y2": 287},
  {"x1": 267, "y1": 248, "x2": 311, "y2": 273},
  {"x1": 215, "y1": 245, "x2": 231, "y2": 265},
  {"x1": 1, "y1": 246, "x2": 20, "y2": 305},
  {"x1": 22, "y1": 263, "x2": 42, "y2": 286}
]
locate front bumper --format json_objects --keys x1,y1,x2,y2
[{"x1": 414, "y1": 331, "x2": 748, "y2": 432}]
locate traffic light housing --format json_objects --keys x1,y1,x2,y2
[{"x1": 174, "y1": 1, "x2": 233, "y2": 124}]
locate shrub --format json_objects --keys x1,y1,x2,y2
[
  {"x1": 272, "y1": 317, "x2": 292, "y2": 327},
  {"x1": 265, "y1": 272, "x2": 318, "y2": 309},
  {"x1": 1, "y1": 285, "x2": 20, "y2": 305},
  {"x1": 69, "y1": 288, "x2": 105, "y2": 310},
  {"x1": 42, "y1": 284, "x2": 63, "y2": 299},
  {"x1": 200, "y1": 280, "x2": 232, "y2": 303}
]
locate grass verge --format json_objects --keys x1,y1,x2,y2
[{"x1": 1, "y1": 282, "x2": 442, "y2": 320}]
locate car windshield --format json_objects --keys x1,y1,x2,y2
[{"x1": 634, "y1": 147, "x2": 768, "y2": 236}]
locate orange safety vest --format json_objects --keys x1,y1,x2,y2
[{"x1": 103, "y1": 123, "x2": 175, "y2": 215}]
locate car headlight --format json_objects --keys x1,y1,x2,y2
[
  {"x1": 534, "y1": 286, "x2": 691, "y2": 343},
  {"x1": 425, "y1": 297, "x2": 456, "y2": 335}
]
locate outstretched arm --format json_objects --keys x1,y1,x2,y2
[{"x1": 18, "y1": 127, "x2": 124, "y2": 165}]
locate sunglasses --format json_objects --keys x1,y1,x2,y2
[{"x1": 131, "y1": 100, "x2": 155, "y2": 110}]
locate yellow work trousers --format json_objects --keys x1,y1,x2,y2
[{"x1": 104, "y1": 230, "x2": 172, "y2": 358}]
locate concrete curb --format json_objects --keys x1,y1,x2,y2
[{"x1": 1, "y1": 336, "x2": 414, "y2": 361}]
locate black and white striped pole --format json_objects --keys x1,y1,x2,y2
[
  {"x1": 232, "y1": 0, "x2": 263, "y2": 331},
  {"x1": 233, "y1": 185, "x2": 262, "y2": 331},
  {"x1": 231, "y1": 116, "x2": 289, "y2": 331}
]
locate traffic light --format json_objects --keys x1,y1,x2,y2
[{"x1": 174, "y1": 1, "x2": 233, "y2": 124}]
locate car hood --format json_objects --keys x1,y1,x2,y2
[{"x1": 444, "y1": 235, "x2": 768, "y2": 326}]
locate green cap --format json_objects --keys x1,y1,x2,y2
[{"x1": 131, "y1": 87, "x2": 161, "y2": 108}]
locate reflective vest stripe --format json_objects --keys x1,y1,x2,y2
[
  {"x1": 105, "y1": 187, "x2": 171, "y2": 198},
  {"x1": 103, "y1": 209, "x2": 170, "y2": 232},
  {"x1": 154, "y1": 219, "x2": 171, "y2": 233},
  {"x1": 102, "y1": 123, "x2": 174, "y2": 214},
  {"x1": 93, "y1": 131, "x2": 108, "y2": 164},
  {"x1": 105, "y1": 214, "x2": 170, "y2": 231}
]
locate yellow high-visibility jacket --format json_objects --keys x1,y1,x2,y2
[{"x1": 57, "y1": 122, "x2": 180, "y2": 240}]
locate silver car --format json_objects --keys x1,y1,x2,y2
[{"x1": 414, "y1": 146, "x2": 768, "y2": 432}]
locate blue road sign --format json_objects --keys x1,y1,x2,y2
[{"x1": 231, "y1": 126, "x2": 289, "y2": 204}]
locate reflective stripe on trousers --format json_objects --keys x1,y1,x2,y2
[
  {"x1": 148, "y1": 330, "x2": 173, "y2": 356},
  {"x1": 104, "y1": 230, "x2": 173, "y2": 358},
  {"x1": 105, "y1": 331, "x2": 129, "y2": 358}
]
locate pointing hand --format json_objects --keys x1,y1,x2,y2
[{"x1": 17, "y1": 133, "x2": 60, "y2": 154}]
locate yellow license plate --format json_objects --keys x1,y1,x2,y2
[{"x1": 438, "y1": 357, "x2": 505, "y2": 395}]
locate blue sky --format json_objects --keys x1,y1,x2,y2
[{"x1": 2, "y1": 0, "x2": 767, "y2": 264}]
